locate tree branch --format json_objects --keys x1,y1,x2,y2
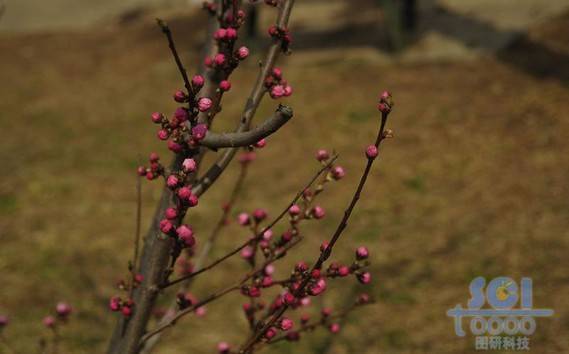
[{"x1": 199, "y1": 105, "x2": 293, "y2": 149}]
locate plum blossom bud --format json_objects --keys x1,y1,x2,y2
[
  {"x1": 331, "y1": 166, "x2": 345, "y2": 180},
  {"x1": 263, "y1": 229, "x2": 273, "y2": 240},
  {"x1": 219, "y1": 80, "x2": 231, "y2": 92},
  {"x1": 192, "y1": 124, "x2": 208, "y2": 141},
  {"x1": 283, "y1": 292, "x2": 296, "y2": 305},
  {"x1": 217, "y1": 342, "x2": 230, "y2": 354},
  {"x1": 237, "y1": 46, "x2": 249, "y2": 60},
  {"x1": 165, "y1": 207, "x2": 178, "y2": 220},
  {"x1": 366, "y1": 145, "x2": 378, "y2": 159},
  {"x1": 356, "y1": 246, "x2": 369, "y2": 260},
  {"x1": 284, "y1": 85, "x2": 293, "y2": 97},
  {"x1": 197, "y1": 97, "x2": 213, "y2": 112},
  {"x1": 237, "y1": 213, "x2": 251, "y2": 226},
  {"x1": 254, "y1": 138, "x2": 266, "y2": 148},
  {"x1": 159, "y1": 219, "x2": 173, "y2": 234},
  {"x1": 295, "y1": 261, "x2": 308, "y2": 272},
  {"x1": 329, "y1": 323, "x2": 341, "y2": 333},
  {"x1": 379, "y1": 90, "x2": 392, "y2": 101},
  {"x1": 270, "y1": 85, "x2": 285, "y2": 99},
  {"x1": 311, "y1": 206, "x2": 326, "y2": 219},
  {"x1": 168, "y1": 140, "x2": 183, "y2": 153},
  {"x1": 226, "y1": 27, "x2": 237, "y2": 40},
  {"x1": 261, "y1": 276, "x2": 273, "y2": 288},
  {"x1": 109, "y1": 297, "x2": 121, "y2": 311},
  {"x1": 204, "y1": 56, "x2": 213, "y2": 68},
  {"x1": 151, "y1": 112, "x2": 164, "y2": 124},
  {"x1": 121, "y1": 306, "x2": 132, "y2": 317},
  {"x1": 316, "y1": 149, "x2": 329, "y2": 161},
  {"x1": 43, "y1": 316, "x2": 56, "y2": 328},
  {"x1": 253, "y1": 208, "x2": 267, "y2": 222},
  {"x1": 167, "y1": 175, "x2": 179, "y2": 189},
  {"x1": 137, "y1": 166, "x2": 146, "y2": 176},
  {"x1": 56, "y1": 302, "x2": 72, "y2": 317},
  {"x1": 214, "y1": 28, "x2": 227, "y2": 40},
  {"x1": 248, "y1": 286, "x2": 261, "y2": 297},
  {"x1": 174, "y1": 107, "x2": 189, "y2": 122},
  {"x1": 187, "y1": 194, "x2": 199, "y2": 207},
  {"x1": 358, "y1": 271, "x2": 372, "y2": 284},
  {"x1": 176, "y1": 225, "x2": 195, "y2": 247},
  {"x1": 320, "y1": 241, "x2": 329, "y2": 252},
  {"x1": 157, "y1": 129, "x2": 169, "y2": 141},
  {"x1": 241, "y1": 246, "x2": 254, "y2": 259},
  {"x1": 149, "y1": 152, "x2": 160, "y2": 162},
  {"x1": 338, "y1": 266, "x2": 350, "y2": 277},
  {"x1": 173, "y1": 90, "x2": 188, "y2": 103},
  {"x1": 264, "y1": 327, "x2": 277, "y2": 340},
  {"x1": 182, "y1": 158, "x2": 197, "y2": 173},
  {"x1": 358, "y1": 293, "x2": 371, "y2": 304},
  {"x1": 321, "y1": 307, "x2": 332, "y2": 317},
  {"x1": 214, "y1": 53, "x2": 226, "y2": 66},
  {"x1": 280, "y1": 318, "x2": 294, "y2": 331},
  {"x1": 377, "y1": 102, "x2": 391, "y2": 114},
  {"x1": 311, "y1": 269, "x2": 321, "y2": 278},
  {"x1": 177, "y1": 187, "x2": 192, "y2": 200},
  {"x1": 288, "y1": 204, "x2": 301, "y2": 216},
  {"x1": 272, "y1": 67, "x2": 282, "y2": 79},
  {"x1": 192, "y1": 75, "x2": 205, "y2": 88},
  {"x1": 264, "y1": 264, "x2": 275, "y2": 275}
]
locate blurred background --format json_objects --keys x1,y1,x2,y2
[{"x1": 1, "y1": 0, "x2": 568, "y2": 353}]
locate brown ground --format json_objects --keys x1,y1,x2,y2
[{"x1": 0, "y1": 5, "x2": 568, "y2": 354}]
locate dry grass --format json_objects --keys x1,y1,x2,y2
[{"x1": 0, "y1": 8, "x2": 568, "y2": 354}]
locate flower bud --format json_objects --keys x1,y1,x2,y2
[
  {"x1": 159, "y1": 219, "x2": 173, "y2": 234},
  {"x1": 43, "y1": 316, "x2": 56, "y2": 328},
  {"x1": 192, "y1": 124, "x2": 208, "y2": 141},
  {"x1": 56, "y1": 302, "x2": 72, "y2": 317},
  {"x1": 197, "y1": 97, "x2": 213, "y2": 112},
  {"x1": 357, "y1": 271, "x2": 372, "y2": 284},
  {"x1": 311, "y1": 206, "x2": 326, "y2": 219},
  {"x1": 165, "y1": 207, "x2": 178, "y2": 220},
  {"x1": 151, "y1": 112, "x2": 164, "y2": 124},
  {"x1": 237, "y1": 46, "x2": 249, "y2": 60},
  {"x1": 316, "y1": 149, "x2": 329, "y2": 161},
  {"x1": 366, "y1": 145, "x2": 378, "y2": 159},
  {"x1": 173, "y1": 90, "x2": 187, "y2": 103},
  {"x1": 192, "y1": 75, "x2": 205, "y2": 88},
  {"x1": 219, "y1": 80, "x2": 231, "y2": 92},
  {"x1": 214, "y1": 53, "x2": 226, "y2": 66},
  {"x1": 280, "y1": 317, "x2": 294, "y2": 331},
  {"x1": 331, "y1": 166, "x2": 345, "y2": 180},
  {"x1": 237, "y1": 213, "x2": 251, "y2": 226},
  {"x1": 182, "y1": 158, "x2": 197, "y2": 173},
  {"x1": 356, "y1": 246, "x2": 369, "y2": 260}
]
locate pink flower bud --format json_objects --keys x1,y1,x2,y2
[
  {"x1": 284, "y1": 85, "x2": 293, "y2": 97},
  {"x1": 237, "y1": 212, "x2": 251, "y2": 226},
  {"x1": 109, "y1": 297, "x2": 121, "y2": 312},
  {"x1": 167, "y1": 175, "x2": 179, "y2": 189},
  {"x1": 56, "y1": 302, "x2": 72, "y2": 317},
  {"x1": 182, "y1": 158, "x2": 197, "y2": 172},
  {"x1": 253, "y1": 208, "x2": 268, "y2": 222},
  {"x1": 177, "y1": 187, "x2": 192, "y2": 200},
  {"x1": 173, "y1": 90, "x2": 187, "y2": 103},
  {"x1": 264, "y1": 327, "x2": 277, "y2": 339},
  {"x1": 338, "y1": 266, "x2": 350, "y2": 277},
  {"x1": 177, "y1": 225, "x2": 195, "y2": 247},
  {"x1": 43, "y1": 316, "x2": 56, "y2": 328},
  {"x1": 174, "y1": 107, "x2": 189, "y2": 122},
  {"x1": 311, "y1": 269, "x2": 321, "y2": 278},
  {"x1": 241, "y1": 246, "x2": 254, "y2": 259},
  {"x1": 358, "y1": 271, "x2": 372, "y2": 284},
  {"x1": 272, "y1": 67, "x2": 282, "y2": 79},
  {"x1": 214, "y1": 53, "x2": 226, "y2": 66},
  {"x1": 151, "y1": 112, "x2": 164, "y2": 124},
  {"x1": 377, "y1": 102, "x2": 391, "y2": 114},
  {"x1": 300, "y1": 297, "x2": 311, "y2": 306},
  {"x1": 311, "y1": 206, "x2": 326, "y2": 219},
  {"x1": 137, "y1": 166, "x2": 146, "y2": 176},
  {"x1": 168, "y1": 140, "x2": 183, "y2": 153},
  {"x1": 149, "y1": 152, "x2": 160, "y2": 162},
  {"x1": 358, "y1": 293, "x2": 370, "y2": 304},
  {"x1": 366, "y1": 145, "x2": 378, "y2": 159},
  {"x1": 263, "y1": 229, "x2": 273, "y2": 240},
  {"x1": 192, "y1": 75, "x2": 205, "y2": 88},
  {"x1": 295, "y1": 261, "x2": 308, "y2": 272},
  {"x1": 283, "y1": 292, "x2": 296, "y2": 305},
  {"x1": 288, "y1": 204, "x2": 301, "y2": 216},
  {"x1": 157, "y1": 129, "x2": 169, "y2": 141},
  {"x1": 379, "y1": 90, "x2": 392, "y2": 101},
  {"x1": 320, "y1": 241, "x2": 329, "y2": 252},
  {"x1": 332, "y1": 166, "x2": 345, "y2": 180},
  {"x1": 329, "y1": 323, "x2": 341, "y2": 333},
  {"x1": 248, "y1": 286, "x2": 261, "y2": 297},
  {"x1": 219, "y1": 80, "x2": 231, "y2": 92},
  {"x1": 261, "y1": 276, "x2": 273, "y2": 287},
  {"x1": 280, "y1": 318, "x2": 294, "y2": 331},
  {"x1": 204, "y1": 57, "x2": 213, "y2": 68},
  {"x1": 321, "y1": 307, "x2": 332, "y2": 317},
  {"x1": 197, "y1": 97, "x2": 213, "y2": 112},
  {"x1": 226, "y1": 27, "x2": 237, "y2": 40},
  {"x1": 316, "y1": 149, "x2": 329, "y2": 161},
  {"x1": 159, "y1": 219, "x2": 173, "y2": 234},
  {"x1": 264, "y1": 264, "x2": 275, "y2": 275},
  {"x1": 270, "y1": 85, "x2": 285, "y2": 99},
  {"x1": 165, "y1": 207, "x2": 178, "y2": 220},
  {"x1": 217, "y1": 342, "x2": 230, "y2": 354},
  {"x1": 254, "y1": 138, "x2": 266, "y2": 148},
  {"x1": 237, "y1": 46, "x2": 249, "y2": 60},
  {"x1": 192, "y1": 124, "x2": 208, "y2": 141},
  {"x1": 356, "y1": 246, "x2": 369, "y2": 260},
  {"x1": 187, "y1": 194, "x2": 199, "y2": 207},
  {"x1": 214, "y1": 28, "x2": 227, "y2": 40},
  {"x1": 121, "y1": 306, "x2": 132, "y2": 317}
]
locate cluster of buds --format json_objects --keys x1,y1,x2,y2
[
  {"x1": 43, "y1": 302, "x2": 73, "y2": 328},
  {"x1": 377, "y1": 90, "x2": 394, "y2": 114},
  {"x1": 265, "y1": 67, "x2": 293, "y2": 99},
  {"x1": 268, "y1": 25, "x2": 292, "y2": 52},
  {"x1": 109, "y1": 296, "x2": 134, "y2": 318}
]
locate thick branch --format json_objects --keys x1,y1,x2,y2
[{"x1": 200, "y1": 105, "x2": 293, "y2": 149}]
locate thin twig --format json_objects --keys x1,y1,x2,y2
[{"x1": 239, "y1": 109, "x2": 392, "y2": 354}]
